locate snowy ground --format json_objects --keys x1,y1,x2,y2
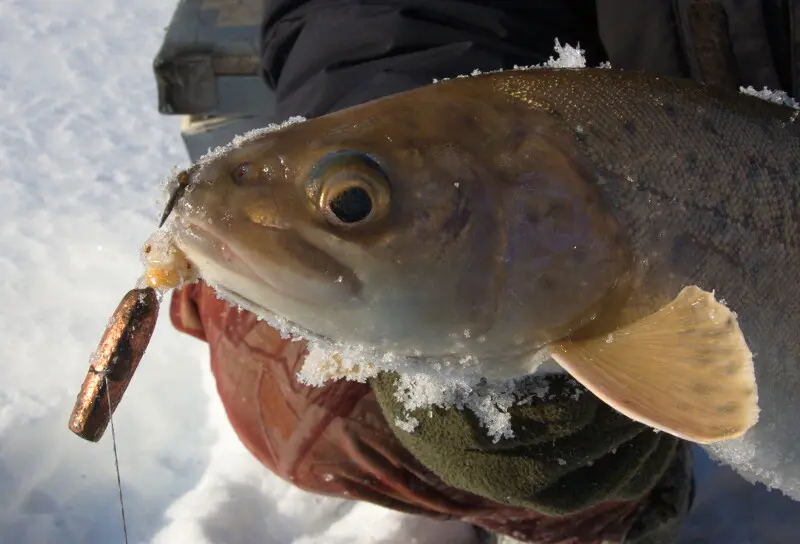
[{"x1": 0, "y1": 1, "x2": 798, "y2": 543}]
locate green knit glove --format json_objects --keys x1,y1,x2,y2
[{"x1": 370, "y1": 372, "x2": 679, "y2": 515}]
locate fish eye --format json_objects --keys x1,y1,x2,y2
[
  {"x1": 308, "y1": 150, "x2": 390, "y2": 228},
  {"x1": 327, "y1": 184, "x2": 373, "y2": 223}
]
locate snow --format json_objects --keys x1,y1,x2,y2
[
  {"x1": 740, "y1": 85, "x2": 800, "y2": 109},
  {"x1": 193, "y1": 116, "x2": 308, "y2": 169},
  {"x1": 0, "y1": 2, "x2": 797, "y2": 543},
  {"x1": 433, "y1": 39, "x2": 589, "y2": 84}
]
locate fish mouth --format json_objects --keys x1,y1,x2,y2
[
  {"x1": 172, "y1": 217, "x2": 362, "y2": 308},
  {"x1": 174, "y1": 221, "x2": 264, "y2": 284}
]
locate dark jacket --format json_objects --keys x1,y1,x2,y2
[{"x1": 259, "y1": 0, "x2": 799, "y2": 119}]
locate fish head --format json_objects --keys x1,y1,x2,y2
[{"x1": 169, "y1": 78, "x2": 630, "y2": 359}]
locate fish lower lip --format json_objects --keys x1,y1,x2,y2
[
  {"x1": 175, "y1": 220, "x2": 266, "y2": 287},
  {"x1": 175, "y1": 218, "x2": 362, "y2": 304},
  {"x1": 186, "y1": 224, "x2": 238, "y2": 263}
]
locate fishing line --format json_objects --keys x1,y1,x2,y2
[{"x1": 105, "y1": 375, "x2": 129, "y2": 544}]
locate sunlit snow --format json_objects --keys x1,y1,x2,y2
[{"x1": 0, "y1": 3, "x2": 798, "y2": 543}]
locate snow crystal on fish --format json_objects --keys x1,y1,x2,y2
[
  {"x1": 151, "y1": 116, "x2": 309, "y2": 225},
  {"x1": 196, "y1": 116, "x2": 307, "y2": 168},
  {"x1": 394, "y1": 416, "x2": 419, "y2": 433},
  {"x1": 433, "y1": 39, "x2": 604, "y2": 83},
  {"x1": 705, "y1": 414, "x2": 800, "y2": 502},
  {"x1": 740, "y1": 85, "x2": 800, "y2": 109},
  {"x1": 541, "y1": 40, "x2": 588, "y2": 68},
  {"x1": 290, "y1": 339, "x2": 567, "y2": 442}
]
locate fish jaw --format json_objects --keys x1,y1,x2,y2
[
  {"x1": 170, "y1": 211, "x2": 363, "y2": 319},
  {"x1": 170, "y1": 205, "x2": 503, "y2": 356}
]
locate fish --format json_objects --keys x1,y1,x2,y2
[{"x1": 153, "y1": 68, "x2": 799, "y2": 461}]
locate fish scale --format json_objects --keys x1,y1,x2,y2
[{"x1": 496, "y1": 70, "x2": 800, "y2": 245}]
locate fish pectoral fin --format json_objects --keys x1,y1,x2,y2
[{"x1": 549, "y1": 285, "x2": 759, "y2": 444}]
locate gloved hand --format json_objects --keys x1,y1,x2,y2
[{"x1": 371, "y1": 371, "x2": 681, "y2": 515}]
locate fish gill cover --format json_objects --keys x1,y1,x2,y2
[{"x1": 292, "y1": 40, "x2": 598, "y2": 442}]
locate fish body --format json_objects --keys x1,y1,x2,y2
[{"x1": 165, "y1": 68, "x2": 800, "y2": 496}]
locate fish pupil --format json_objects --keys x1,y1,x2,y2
[{"x1": 330, "y1": 187, "x2": 372, "y2": 223}]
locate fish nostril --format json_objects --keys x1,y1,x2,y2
[{"x1": 233, "y1": 163, "x2": 253, "y2": 185}]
